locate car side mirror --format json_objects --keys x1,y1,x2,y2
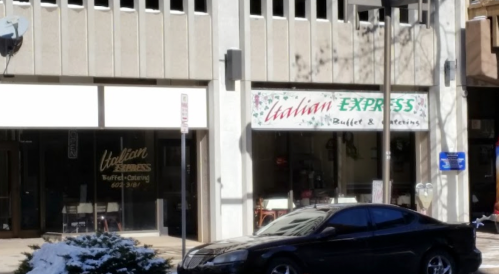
[{"x1": 316, "y1": 226, "x2": 336, "y2": 240}]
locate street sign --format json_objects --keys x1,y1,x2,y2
[
  {"x1": 439, "y1": 152, "x2": 466, "y2": 171},
  {"x1": 181, "y1": 94, "x2": 188, "y2": 134},
  {"x1": 180, "y1": 93, "x2": 188, "y2": 259}
]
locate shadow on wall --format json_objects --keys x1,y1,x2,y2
[{"x1": 241, "y1": 0, "x2": 463, "y2": 222}]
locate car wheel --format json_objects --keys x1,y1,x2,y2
[
  {"x1": 421, "y1": 250, "x2": 456, "y2": 274},
  {"x1": 266, "y1": 257, "x2": 302, "y2": 274}
]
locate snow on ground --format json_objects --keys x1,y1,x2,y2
[
  {"x1": 28, "y1": 242, "x2": 85, "y2": 274},
  {"x1": 24, "y1": 234, "x2": 167, "y2": 274}
]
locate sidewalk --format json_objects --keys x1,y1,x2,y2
[
  {"x1": 0, "y1": 236, "x2": 201, "y2": 274},
  {"x1": 0, "y1": 230, "x2": 497, "y2": 274},
  {"x1": 475, "y1": 226, "x2": 499, "y2": 274}
]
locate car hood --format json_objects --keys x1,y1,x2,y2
[{"x1": 190, "y1": 235, "x2": 296, "y2": 255}]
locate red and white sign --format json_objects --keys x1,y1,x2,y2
[{"x1": 181, "y1": 94, "x2": 188, "y2": 133}]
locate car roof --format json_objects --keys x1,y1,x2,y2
[{"x1": 297, "y1": 203, "x2": 413, "y2": 212}]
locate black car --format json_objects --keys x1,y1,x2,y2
[{"x1": 178, "y1": 203, "x2": 482, "y2": 274}]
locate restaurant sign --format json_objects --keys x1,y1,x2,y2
[
  {"x1": 252, "y1": 90, "x2": 428, "y2": 131},
  {"x1": 99, "y1": 147, "x2": 152, "y2": 189}
]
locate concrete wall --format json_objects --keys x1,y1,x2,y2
[
  {"x1": 1, "y1": 0, "x2": 213, "y2": 80},
  {"x1": 428, "y1": 0, "x2": 469, "y2": 223},
  {"x1": 207, "y1": 0, "x2": 453, "y2": 242},
  {"x1": 248, "y1": 1, "x2": 434, "y2": 85},
  {"x1": 2, "y1": 0, "x2": 434, "y2": 86}
]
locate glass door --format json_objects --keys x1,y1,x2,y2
[
  {"x1": 0, "y1": 142, "x2": 19, "y2": 238},
  {"x1": 157, "y1": 137, "x2": 198, "y2": 239},
  {"x1": 469, "y1": 142, "x2": 496, "y2": 220}
]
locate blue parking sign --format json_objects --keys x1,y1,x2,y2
[{"x1": 439, "y1": 152, "x2": 466, "y2": 171}]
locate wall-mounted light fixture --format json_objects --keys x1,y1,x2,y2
[
  {"x1": 226, "y1": 49, "x2": 242, "y2": 81},
  {"x1": 445, "y1": 59, "x2": 456, "y2": 86}
]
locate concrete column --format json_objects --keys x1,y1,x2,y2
[
  {"x1": 197, "y1": 131, "x2": 210, "y2": 243},
  {"x1": 240, "y1": 0, "x2": 254, "y2": 237},
  {"x1": 208, "y1": 0, "x2": 251, "y2": 241},
  {"x1": 415, "y1": 132, "x2": 430, "y2": 212},
  {"x1": 429, "y1": 0, "x2": 469, "y2": 223}
]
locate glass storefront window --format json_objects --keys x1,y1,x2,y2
[
  {"x1": 253, "y1": 131, "x2": 416, "y2": 230},
  {"x1": 157, "y1": 137, "x2": 198, "y2": 238},
  {"x1": 0, "y1": 129, "x2": 201, "y2": 237},
  {"x1": 42, "y1": 131, "x2": 96, "y2": 233},
  {"x1": 95, "y1": 131, "x2": 156, "y2": 232},
  {"x1": 20, "y1": 131, "x2": 41, "y2": 230}
]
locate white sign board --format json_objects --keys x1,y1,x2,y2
[
  {"x1": 251, "y1": 90, "x2": 429, "y2": 131},
  {"x1": 372, "y1": 180, "x2": 392, "y2": 204},
  {"x1": 181, "y1": 94, "x2": 188, "y2": 133},
  {"x1": 372, "y1": 180, "x2": 383, "y2": 204}
]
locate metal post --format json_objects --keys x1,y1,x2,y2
[
  {"x1": 382, "y1": 7, "x2": 392, "y2": 205},
  {"x1": 181, "y1": 132, "x2": 187, "y2": 258},
  {"x1": 288, "y1": 133, "x2": 293, "y2": 212},
  {"x1": 418, "y1": 0, "x2": 423, "y2": 23},
  {"x1": 120, "y1": 137, "x2": 125, "y2": 230}
]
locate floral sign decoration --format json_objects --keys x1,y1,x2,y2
[{"x1": 252, "y1": 90, "x2": 429, "y2": 131}]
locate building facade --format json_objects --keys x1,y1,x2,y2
[
  {"x1": 0, "y1": 0, "x2": 470, "y2": 243},
  {"x1": 466, "y1": 0, "x2": 499, "y2": 222}
]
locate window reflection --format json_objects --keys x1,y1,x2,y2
[
  {"x1": 327, "y1": 208, "x2": 369, "y2": 235},
  {"x1": 43, "y1": 131, "x2": 95, "y2": 233},
  {"x1": 39, "y1": 130, "x2": 158, "y2": 234},
  {"x1": 95, "y1": 131, "x2": 156, "y2": 232},
  {"x1": 256, "y1": 208, "x2": 337, "y2": 237}
]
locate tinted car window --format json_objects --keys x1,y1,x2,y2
[
  {"x1": 255, "y1": 207, "x2": 341, "y2": 237},
  {"x1": 371, "y1": 208, "x2": 413, "y2": 230},
  {"x1": 327, "y1": 208, "x2": 369, "y2": 235}
]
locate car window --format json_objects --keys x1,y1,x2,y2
[
  {"x1": 370, "y1": 208, "x2": 413, "y2": 230},
  {"x1": 255, "y1": 207, "x2": 341, "y2": 237},
  {"x1": 327, "y1": 208, "x2": 369, "y2": 235}
]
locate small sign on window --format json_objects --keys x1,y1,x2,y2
[{"x1": 68, "y1": 131, "x2": 78, "y2": 159}]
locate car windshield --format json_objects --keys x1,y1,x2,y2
[{"x1": 255, "y1": 207, "x2": 340, "y2": 237}]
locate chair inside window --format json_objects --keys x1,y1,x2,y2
[{"x1": 257, "y1": 198, "x2": 276, "y2": 228}]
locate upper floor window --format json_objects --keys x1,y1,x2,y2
[
  {"x1": 317, "y1": 0, "x2": 327, "y2": 19},
  {"x1": 400, "y1": 5, "x2": 409, "y2": 24},
  {"x1": 41, "y1": 0, "x2": 56, "y2": 4},
  {"x1": 171, "y1": 0, "x2": 183, "y2": 12},
  {"x1": 68, "y1": 0, "x2": 83, "y2": 5},
  {"x1": 295, "y1": 0, "x2": 306, "y2": 18},
  {"x1": 120, "y1": 0, "x2": 133, "y2": 9},
  {"x1": 273, "y1": 0, "x2": 284, "y2": 17},
  {"x1": 195, "y1": 0, "x2": 207, "y2": 13},
  {"x1": 359, "y1": 10, "x2": 369, "y2": 22},
  {"x1": 146, "y1": 0, "x2": 159, "y2": 10},
  {"x1": 421, "y1": 10, "x2": 429, "y2": 25},
  {"x1": 95, "y1": 0, "x2": 109, "y2": 8},
  {"x1": 250, "y1": 0, "x2": 262, "y2": 16},
  {"x1": 338, "y1": 0, "x2": 345, "y2": 20},
  {"x1": 379, "y1": 6, "x2": 411, "y2": 24}
]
